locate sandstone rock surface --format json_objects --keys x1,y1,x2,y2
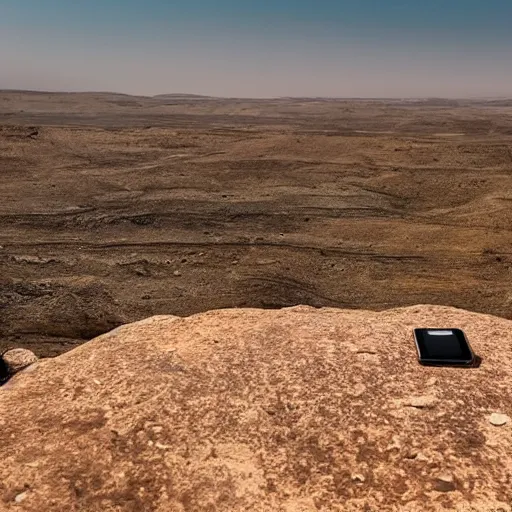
[{"x1": 1, "y1": 305, "x2": 511, "y2": 511}]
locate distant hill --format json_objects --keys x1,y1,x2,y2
[
  {"x1": 2, "y1": 91, "x2": 511, "y2": 104},
  {"x1": 481, "y1": 99, "x2": 512, "y2": 107},
  {"x1": 153, "y1": 93, "x2": 215, "y2": 100}
]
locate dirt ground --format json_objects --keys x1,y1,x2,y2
[{"x1": 1, "y1": 91, "x2": 512, "y2": 357}]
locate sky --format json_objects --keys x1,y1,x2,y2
[{"x1": 1, "y1": 0, "x2": 512, "y2": 98}]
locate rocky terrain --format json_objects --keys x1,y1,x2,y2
[
  {"x1": 1, "y1": 92, "x2": 512, "y2": 357},
  {"x1": 1, "y1": 305, "x2": 511, "y2": 511}
]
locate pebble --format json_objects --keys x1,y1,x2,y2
[
  {"x1": 404, "y1": 449, "x2": 419, "y2": 460},
  {"x1": 352, "y1": 383, "x2": 366, "y2": 397},
  {"x1": 489, "y1": 413, "x2": 510, "y2": 426},
  {"x1": 2, "y1": 349, "x2": 38, "y2": 376},
  {"x1": 437, "y1": 473, "x2": 454, "y2": 483},
  {"x1": 351, "y1": 473, "x2": 365, "y2": 483},
  {"x1": 433, "y1": 479, "x2": 456, "y2": 493},
  {"x1": 173, "y1": 270, "x2": 181, "y2": 277},
  {"x1": 408, "y1": 395, "x2": 437, "y2": 409},
  {"x1": 255, "y1": 259, "x2": 278, "y2": 265},
  {"x1": 14, "y1": 492, "x2": 28, "y2": 503}
]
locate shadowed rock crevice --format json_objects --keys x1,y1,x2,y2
[
  {"x1": 0, "y1": 278, "x2": 128, "y2": 356},
  {"x1": 0, "y1": 354, "x2": 9, "y2": 384}
]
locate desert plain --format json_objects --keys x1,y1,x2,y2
[{"x1": 1, "y1": 91, "x2": 512, "y2": 357}]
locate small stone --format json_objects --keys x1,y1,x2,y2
[
  {"x1": 433, "y1": 478, "x2": 456, "y2": 492},
  {"x1": 173, "y1": 270, "x2": 181, "y2": 277},
  {"x1": 14, "y1": 491, "x2": 28, "y2": 503},
  {"x1": 2, "y1": 349, "x2": 38, "y2": 376},
  {"x1": 427, "y1": 377, "x2": 437, "y2": 386},
  {"x1": 408, "y1": 396, "x2": 437, "y2": 409},
  {"x1": 352, "y1": 383, "x2": 366, "y2": 397},
  {"x1": 152, "y1": 426, "x2": 163, "y2": 433},
  {"x1": 256, "y1": 259, "x2": 279, "y2": 265},
  {"x1": 489, "y1": 413, "x2": 510, "y2": 426},
  {"x1": 403, "y1": 449, "x2": 419, "y2": 460},
  {"x1": 416, "y1": 452, "x2": 429, "y2": 462},
  {"x1": 351, "y1": 473, "x2": 365, "y2": 483},
  {"x1": 24, "y1": 461, "x2": 40, "y2": 468}
]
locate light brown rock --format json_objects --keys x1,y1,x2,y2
[
  {"x1": 407, "y1": 395, "x2": 438, "y2": 409},
  {"x1": 1, "y1": 305, "x2": 512, "y2": 511},
  {"x1": 489, "y1": 413, "x2": 510, "y2": 426},
  {"x1": 14, "y1": 492, "x2": 28, "y2": 504},
  {"x1": 2, "y1": 348, "x2": 38, "y2": 375}
]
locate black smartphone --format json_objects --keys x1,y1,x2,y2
[{"x1": 413, "y1": 328, "x2": 475, "y2": 366}]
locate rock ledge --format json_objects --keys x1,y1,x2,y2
[{"x1": 1, "y1": 305, "x2": 511, "y2": 511}]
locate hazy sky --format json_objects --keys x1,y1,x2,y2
[{"x1": 1, "y1": 0, "x2": 511, "y2": 98}]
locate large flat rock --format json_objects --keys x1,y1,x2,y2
[{"x1": 1, "y1": 305, "x2": 511, "y2": 511}]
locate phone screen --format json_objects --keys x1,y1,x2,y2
[{"x1": 414, "y1": 328, "x2": 474, "y2": 364}]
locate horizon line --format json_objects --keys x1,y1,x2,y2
[{"x1": 1, "y1": 88, "x2": 511, "y2": 102}]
